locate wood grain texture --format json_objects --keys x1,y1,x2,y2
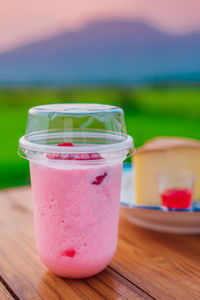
[
  {"x1": 0, "y1": 281, "x2": 15, "y2": 300},
  {"x1": 0, "y1": 187, "x2": 151, "y2": 300},
  {"x1": 113, "y1": 208, "x2": 200, "y2": 300},
  {"x1": 1, "y1": 186, "x2": 200, "y2": 299}
]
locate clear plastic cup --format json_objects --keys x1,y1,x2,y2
[
  {"x1": 158, "y1": 170, "x2": 196, "y2": 210},
  {"x1": 18, "y1": 103, "x2": 134, "y2": 278}
]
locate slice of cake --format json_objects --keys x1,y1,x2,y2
[{"x1": 133, "y1": 137, "x2": 200, "y2": 206}]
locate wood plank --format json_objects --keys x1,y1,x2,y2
[
  {"x1": 0, "y1": 187, "x2": 151, "y2": 300},
  {"x1": 0, "y1": 281, "x2": 15, "y2": 300},
  {"x1": 111, "y1": 208, "x2": 200, "y2": 300}
]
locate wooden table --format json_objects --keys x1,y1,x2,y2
[{"x1": 0, "y1": 187, "x2": 200, "y2": 300}]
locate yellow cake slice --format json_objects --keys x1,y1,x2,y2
[{"x1": 133, "y1": 137, "x2": 200, "y2": 206}]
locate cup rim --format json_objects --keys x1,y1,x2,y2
[
  {"x1": 18, "y1": 131, "x2": 134, "y2": 162},
  {"x1": 158, "y1": 170, "x2": 196, "y2": 184},
  {"x1": 29, "y1": 103, "x2": 123, "y2": 115}
]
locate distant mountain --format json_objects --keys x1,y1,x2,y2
[{"x1": 0, "y1": 19, "x2": 200, "y2": 85}]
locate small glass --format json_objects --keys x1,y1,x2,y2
[{"x1": 158, "y1": 170, "x2": 196, "y2": 210}]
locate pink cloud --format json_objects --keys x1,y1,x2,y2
[{"x1": 0, "y1": 0, "x2": 200, "y2": 52}]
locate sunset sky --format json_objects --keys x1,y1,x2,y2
[{"x1": 1, "y1": 0, "x2": 200, "y2": 53}]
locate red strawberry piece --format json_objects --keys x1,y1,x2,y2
[
  {"x1": 47, "y1": 142, "x2": 102, "y2": 161},
  {"x1": 46, "y1": 153, "x2": 62, "y2": 159},
  {"x1": 74, "y1": 153, "x2": 102, "y2": 160},
  {"x1": 88, "y1": 153, "x2": 102, "y2": 160},
  {"x1": 58, "y1": 143, "x2": 74, "y2": 147},
  {"x1": 47, "y1": 142, "x2": 74, "y2": 159},
  {"x1": 92, "y1": 172, "x2": 107, "y2": 185},
  {"x1": 90, "y1": 153, "x2": 102, "y2": 160},
  {"x1": 62, "y1": 248, "x2": 76, "y2": 257}
]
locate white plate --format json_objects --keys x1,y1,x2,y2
[{"x1": 121, "y1": 165, "x2": 200, "y2": 234}]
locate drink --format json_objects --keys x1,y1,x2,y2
[
  {"x1": 30, "y1": 160, "x2": 122, "y2": 278},
  {"x1": 158, "y1": 170, "x2": 195, "y2": 210},
  {"x1": 161, "y1": 188, "x2": 192, "y2": 209},
  {"x1": 18, "y1": 104, "x2": 134, "y2": 278}
]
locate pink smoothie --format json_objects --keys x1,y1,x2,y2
[{"x1": 30, "y1": 161, "x2": 122, "y2": 278}]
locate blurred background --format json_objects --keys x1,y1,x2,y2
[{"x1": 0, "y1": 0, "x2": 200, "y2": 189}]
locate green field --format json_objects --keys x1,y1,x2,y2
[{"x1": 1, "y1": 86, "x2": 200, "y2": 189}]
